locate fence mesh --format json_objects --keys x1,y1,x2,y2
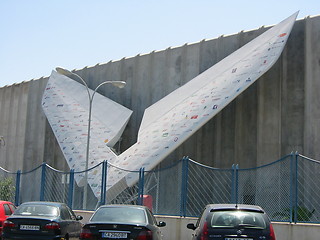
[
  {"x1": 186, "y1": 160, "x2": 233, "y2": 217},
  {"x1": 297, "y1": 156, "x2": 320, "y2": 222},
  {"x1": 2, "y1": 153, "x2": 320, "y2": 223},
  {"x1": 106, "y1": 163, "x2": 140, "y2": 206},
  {"x1": 144, "y1": 161, "x2": 182, "y2": 216},
  {"x1": 72, "y1": 163, "x2": 103, "y2": 210},
  {"x1": 43, "y1": 166, "x2": 69, "y2": 203},
  {"x1": 19, "y1": 166, "x2": 42, "y2": 202},
  {"x1": 238, "y1": 156, "x2": 291, "y2": 221}
]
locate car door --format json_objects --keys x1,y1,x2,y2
[
  {"x1": 60, "y1": 205, "x2": 74, "y2": 237},
  {"x1": 192, "y1": 207, "x2": 207, "y2": 240},
  {"x1": 65, "y1": 205, "x2": 82, "y2": 238},
  {"x1": 146, "y1": 209, "x2": 165, "y2": 240}
]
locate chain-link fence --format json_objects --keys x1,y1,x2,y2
[
  {"x1": 1, "y1": 152, "x2": 320, "y2": 223},
  {"x1": 235, "y1": 156, "x2": 292, "y2": 222},
  {"x1": 185, "y1": 159, "x2": 233, "y2": 217}
]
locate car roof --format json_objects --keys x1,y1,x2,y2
[
  {"x1": 99, "y1": 204, "x2": 148, "y2": 209},
  {"x1": 206, "y1": 204, "x2": 265, "y2": 213},
  {"x1": 19, "y1": 201, "x2": 65, "y2": 207},
  {"x1": 0, "y1": 201, "x2": 14, "y2": 205}
]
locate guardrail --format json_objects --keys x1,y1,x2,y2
[{"x1": 1, "y1": 152, "x2": 319, "y2": 223}]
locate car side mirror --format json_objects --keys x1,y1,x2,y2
[
  {"x1": 187, "y1": 223, "x2": 196, "y2": 230},
  {"x1": 76, "y1": 215, "x2": 83, "y2": 221},
  {"x1": 157, "y1": 221, "x2": 166, "y2": 227}
]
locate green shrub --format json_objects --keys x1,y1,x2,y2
[
  {"x1": 0, "y1": 177, "x2": 15, "y2": 201},
  {"x1": 273, "y1": 206, "x2": 315, "y2": 222}
]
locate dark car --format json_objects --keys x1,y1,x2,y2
[
  {"x1": 80, "y1": 204, "x2": 166, "y2": 240},
  {"x1": 0, "y1": 201, "x2": 16, "y2": 235},
  {"x1": 2, "y1": 201, "x2": 83, "y2": 240},
  {"x1": 187, "y1": 204, "x2": 276, "y2": 240}
]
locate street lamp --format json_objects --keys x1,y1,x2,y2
[{"x1": 55, "y1": 67, "x2": 126, "y2": 209}]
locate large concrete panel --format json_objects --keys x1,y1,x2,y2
[{"x1": 304, "y1": 16, "x2": 320, "y2": 158}]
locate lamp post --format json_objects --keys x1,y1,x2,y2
[{"x1": 55, "y1": 67, "x2": 126, "y2": 209}]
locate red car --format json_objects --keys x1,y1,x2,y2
[{"x1": 0, "y1": 201, "x2": 16, "y2": 235}]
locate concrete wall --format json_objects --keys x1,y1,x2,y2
[
  {"x1": 74, "y1": 210, "x2": 320, "y2": 240},
  {"x1": 0, "y1": 15, "x2": 320, "y2": 192}
]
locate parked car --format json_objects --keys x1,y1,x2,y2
[
  {"x1": 80, "y1": 204, "x2": 166, "y2": 240},
  {"x1": 187, "y1": 204, "x2": 276, "y2": 240},
  {"x1": 2, "y1": 201, "x2": 83, "y2": 240},
  {"x1": 0, "y1": 201, "x2": 16, "y2": 235}
]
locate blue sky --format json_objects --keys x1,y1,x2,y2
[{"x1": 0, "y1": 1, "x2": 319, "y2": 87}]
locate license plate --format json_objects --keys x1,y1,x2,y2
[
  {"x1": 225, "y1": 238, "x2": 253, "y2": 240},
  {"x1": 102, "y1": 231, "x2": 128, "y2": 239},
  {"x1": 20, "y1": 225, "x2": 40, "y2": 231}
]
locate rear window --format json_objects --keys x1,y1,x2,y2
[
  {"x1": 14, "y1": 205, "x2": 59, "y2": 217},
  {"x1": 209, "y1": 210, "x2": 266, "y2": 229},
  {"x1": 91, "y1": 207, "x2": 147, "y2": 224}
]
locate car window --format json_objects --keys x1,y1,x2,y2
[
  {"x1": 60, "y1": 206, "x2": 72, "y2": 220},
  {"x1": 14, "y1": 205, "x2": 59, "y2": 217},
  {"x1": 91, "y1": 207, "x2": 147, "y2": 224},
  {"x1": 66, "y1": 206, "x2": 77, "y2": 220},
  {"x1": 146, "y1": 209, "x2": 156, "y2": 225},
  {"x1": 4, "y1": 204, "x2": 13, "y2": 216},
  {"x1": 9, "y1": 204, "x2": 16, "y2": 212},
  {"x1": 210, "y1": 210, "x2": 266, "y2": 229}
]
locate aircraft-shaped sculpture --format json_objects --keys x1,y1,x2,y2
[{"x1": 42, "y1": 12, "x2": 298, "y2": 201}]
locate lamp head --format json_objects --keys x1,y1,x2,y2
[
  {"x1": 56, "y1": 67, "x2": 73, "y2": 76},
  {"x1": 111, "y1": 81, "x2": 126, "y2": 88}
]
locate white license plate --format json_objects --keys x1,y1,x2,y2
[
  {"x1": 225, "y1": 238, "x2": 253, "y2": 240},
  {"x1": 20, "y1": 225, "x2": 40, "y2": 231},
  {"x1": 102, "y1": 232, "x2": 128, "y2": 239}
]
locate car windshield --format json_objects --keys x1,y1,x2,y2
[
  {"x1": 91, "y1": 207, "x2": 147, "y2": 224},
  {"x1": 14, "y1": 205, "x2": 59, "y2": 217},
  {"x1": 210, "y1": 210, "x2": 266, "y2": 229}
]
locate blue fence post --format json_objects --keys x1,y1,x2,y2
[
  {"x1": 15, "y1": 170, "x2": 21, "y2": 206},
  {"x1": 231, "y1": 164, "x2": 235, "y2": 203},
  {"x1": 294, "y1": 151, "x2": 299, "y2": 223},
  {"x1": 289, "y1": 152, "x2": 294, "y2": 222},
  {"x1": 235, "y1": 164, "x2": 239, "y2": 204},
  {"x1": 100, "y1": 161, "x2": 108, "y2": 206},
  {"x1": 68, "y1": 169, "x2": 74, "y2": 208},
  {"x1": 137, "y1": 168, "x2": 145, "y2": 205},
  {"x1": 40, "y1": 162, "x2": 46, "y2": 201},
  {"x1": 231, "y1": 164, "x2": 239, "y2": 204},
  {"x1": 290, "y1": 151, "x2": 299, "y2": 223},
  {"x1": 180, "y1": 156, "x2": 189, "y2": 217}
]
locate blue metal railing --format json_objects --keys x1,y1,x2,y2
[{"x1": 1, "y1": 152, "x2": 320, "y2": 223}]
